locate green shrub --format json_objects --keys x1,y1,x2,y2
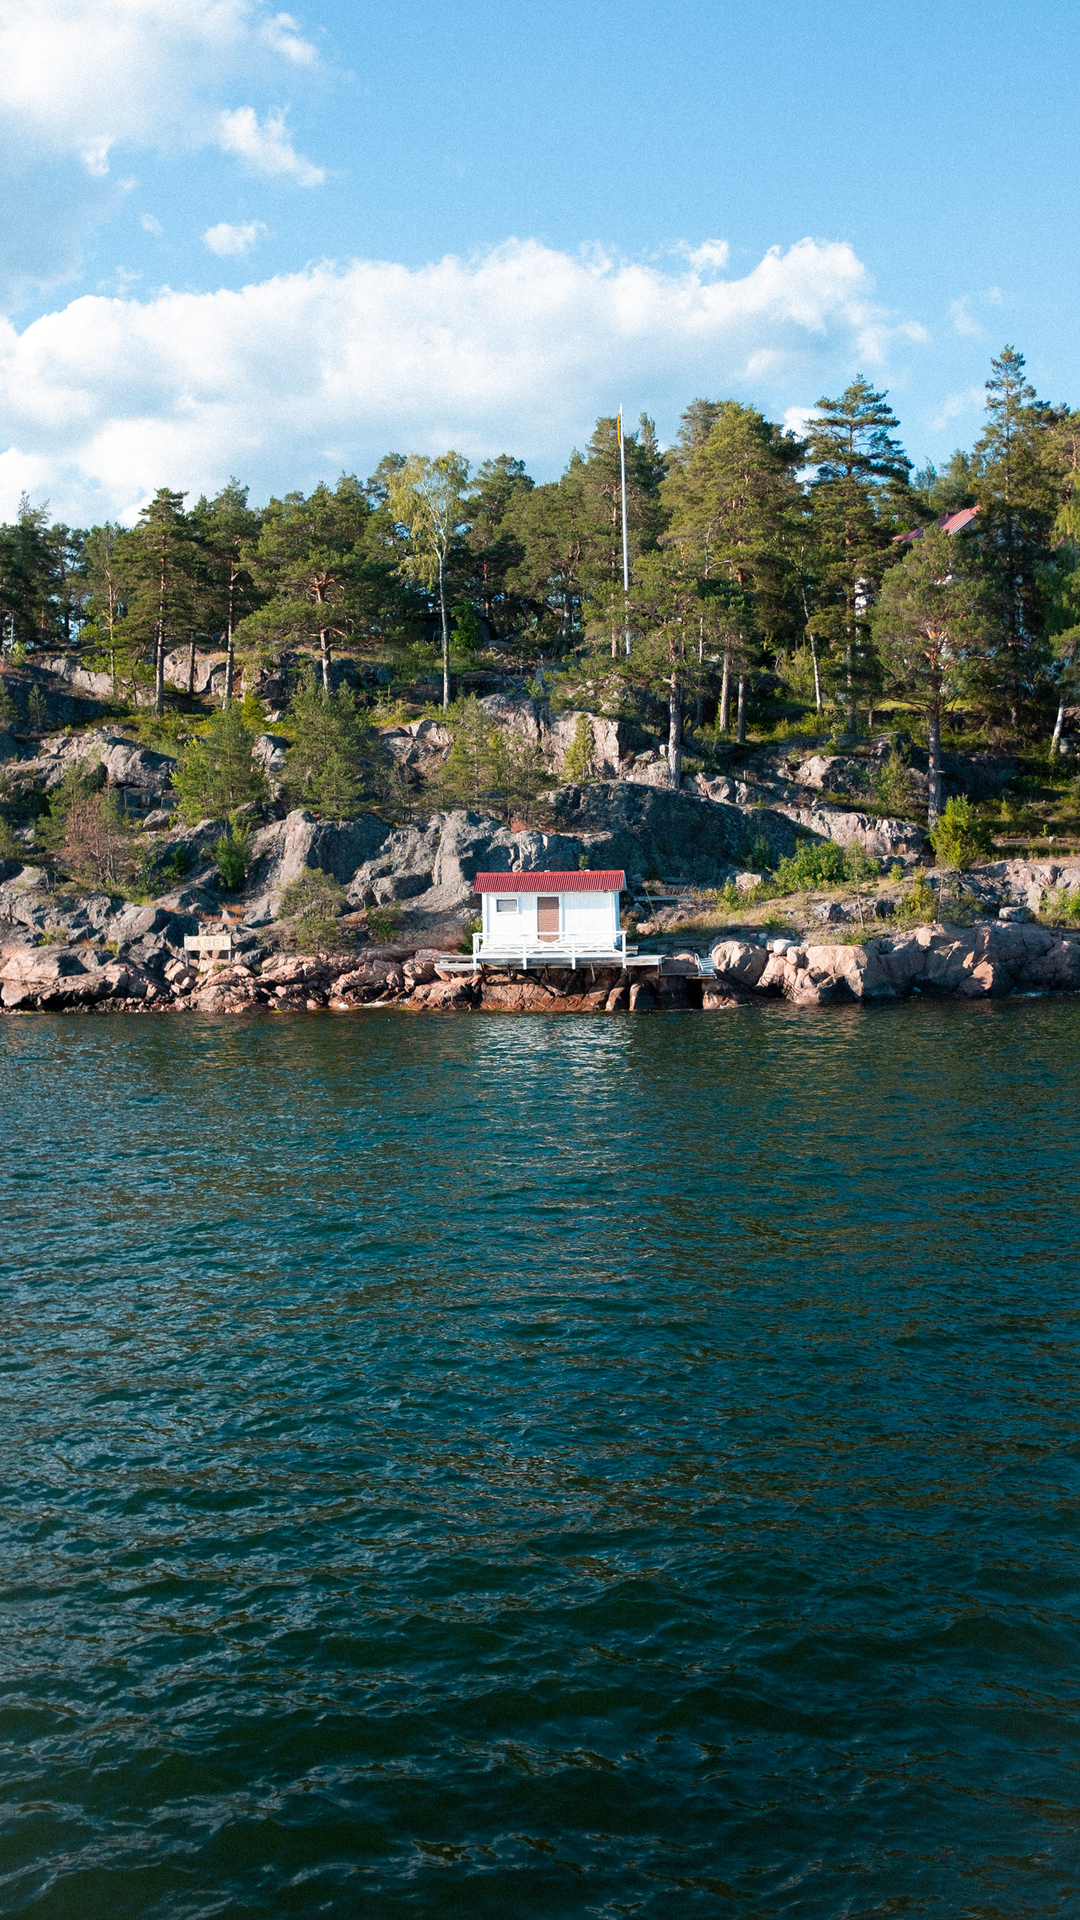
[
  {"x1": 172, "y1": 705, "x2": 269, "y2": 823},
  {"x1": 279, "y1": 867, "x2": 347, "y2": 953},
  {"x1": 459, "y1": 913, "x2": 482, "y2": 954},
  {"x1": 0, "y1": 679, "x2": 17, "y2": 733},
  {"x1": 26, "y1": 684, "x2": 47, "y2": 733},
  {"x1": 562, "y1": 712, "x2": 595, "y2": 784},
  {"x1": 135, "y1": 841, "x2": 193, "y2": 896},
  {"x1": 773, "y1": 838, "x2": 848, "y2": 893},
  {"x1": 367, "y1": 901, "x2": 402, "y2": 943},
  {"x1": 929, "y1": 795, "x2": 993, "y2": 870},
  {"x1": 1040, "y1": 886, "x2": 1080, "y2": 928},
  {"x1": 902, "y1": 873, "x2": 938, "y2": 922},
  {"x1": 285, "y1": 677, "x2": 371, "y2": 818},
  {"x1": 36, "y1": 759, "x2": 107, "y2": 848},
  {"x1": 872, "y1": 745, "x2": 914, "y2": 815},
  {"x1": 213, "y1": 824, "x2": 251, "y2": 892}
]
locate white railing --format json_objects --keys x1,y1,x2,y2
[{"x1": 473, "y1": 928, "x2": 627, "y2": 967}]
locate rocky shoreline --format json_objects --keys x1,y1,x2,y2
[{"x1": 4, "y1": 915, "x2": 1079, "y2": 1015}]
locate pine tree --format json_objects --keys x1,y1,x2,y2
[
  {"x1": 284, "y1": 676, "x2": 371, "y2": 817},
  {"x1": 125, "y1": 489, "x2": 200, "y2": 715},
  {"x1": 871, "y1": 528, "x2": 992, "y2": 822},
  {"x1": 191, "y1": 482, "x2": 263, "y2": 704},
  {"x1": 971, "y1": 347, "x2": 1063, "y2": 726},
  {"x1": 662, "y1": 400, "x2": 803, "y2": 734},
  {"x1": 805, "y1": 377, "x2": 913, "y2": 729},
  {"x1": 172, "y1": 705, "x2": 269, "y2": 822}
]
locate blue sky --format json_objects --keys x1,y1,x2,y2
[{"x1": 1, "y1": 0, "x2": 1077, "y2": 522}]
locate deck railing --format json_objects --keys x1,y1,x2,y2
[{"x1": 473, "y1": 928, "x2": 627, "y2": 968}]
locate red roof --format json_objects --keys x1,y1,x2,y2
[
  {"x1": 474, "y1": 869, "x2": 625, "y2": 893},
  {"x1": 894, "y1": 505, "x2": 980, "y2": 546}
]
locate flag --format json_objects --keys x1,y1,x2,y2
[{"x1": 616, "y1": 407, "x2": 623, "y2": 449}]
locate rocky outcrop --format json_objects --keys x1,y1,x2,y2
[
  {"x1": 476, "y1": 693, "x2": 646, "y2": 778},
  {"x1": 775, "y1": 802, "x2": 925, "y2": 861},
  {"x1": 32, "y1": 729, "x2": 176, "y2": 795},
  {"x1": 710, "y1": 922, "x2": 1080, "y2": 1004},
  {"x1": 546, "y1": 780, "x2": 804, "y2": 880},
  {"x1": 0, "y1": 942, "x2": 162, "y2": 1009}
]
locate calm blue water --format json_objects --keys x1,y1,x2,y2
[{"x1": 2, "y1": 1002, "x2": 1080, "y2": 1919}]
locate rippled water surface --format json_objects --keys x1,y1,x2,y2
[{"x1": 2, "y1": 1001, "x2": 1080, "y2": 1918}]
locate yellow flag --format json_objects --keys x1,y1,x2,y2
[{"x1": 616, "y1": 408, "x2": 623, "y2": 449}]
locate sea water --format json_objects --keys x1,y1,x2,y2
[{"x1": 2, "y1": 1001, "x2": 1079, "y2": 1918}]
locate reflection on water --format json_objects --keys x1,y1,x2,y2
[{"x1": 1, "y1": 1001, "x2": 1080, "y2": 1918}]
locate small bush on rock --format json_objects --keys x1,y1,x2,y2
[
  {"x1": 930, "y1": 795, "x2": 993, "y2": 870},
  {"x1": 213, "y1": 823, "x2": 251, "y2": 892},
  {"x1": 279, "y1": 867, "x2": 347, "y2": 955},
  {"x1": 773, "y1": 838, "x2": 848, "y2": 893},
  {"x1": 366, "y1": 901, "x2": 402, "y2": 943}
]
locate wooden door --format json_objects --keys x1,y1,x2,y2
[{"x1": 536, "y1": 896, "x2": 560, "y2": 942}]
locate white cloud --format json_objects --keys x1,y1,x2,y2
[
  {"x1": 204, "y1": 219, "x2": 270, "y2": 256},
  {"x1": 0, "y1": 234, "x2": 927, "y2": 522},
  {"x1": 217, "y1": 106, "x2": 324, "y2": 185},
  {"x1": 141, "y1": 213, "x2": 164, "y2": 237},
  {"x1": 0, "y1": 0, "x2": 323, "y2": 177},
  {"x1": 949, "y1": 296, "x2": 982, "y2": 339},
  {"x1": 261, "y1": 9, "x2": 318, "y2": 64},
  {"x1": 930, "y1": 385, "x2": 984, "y2": 432}
]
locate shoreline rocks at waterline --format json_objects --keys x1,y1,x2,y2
[{"x1": 4, "y1": 920, "x2": 1080, "y2": 1014}]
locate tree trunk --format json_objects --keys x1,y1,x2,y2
[
  {"x1": 927, "y1": 703, "x2": 943, "y2": 826},
  {"x1": 1051, "y1": 700, "x2": 1065, "y2": 757},
  {"x1": 439, "y1": 555, "x2": 450, "y2": 709},
  {"x1": 667, "y1": 674, "x2": 682, "y2": 790},
  {"x1": 719, "y1": 650, "x2": 731, "y2": 732},
  {"x1": 154, "y1": 540, "x2": 168, "y2": 716},
  {"x1": 809, "y1": 632, "x2": 822, "y2": 712},
  {"x1": 223, "y1": 571, "x2": 235, "y2": 706},
  {"x1": 186, "y1": 635, "x2": 196, "y2": 697},
  {"x1": 320, "y1": 628, "x2": 331, "y2": 693},
  {"x1": 845, "y1": 626, "x2": 856, "y2": 733},
  {"x1": 154, "y1": 620, "x2": 165, "y2": 715},
  {"x1": 736, "y1": 675, "x2": 747, "y2": 743}
]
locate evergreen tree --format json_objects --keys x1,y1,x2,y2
[
  {"x1": 80, "y1": 524, "x2": 139, "y2": 696},
  {"x1": 871, "y1": 528, "x2": 992, "y2": 822},
  {"x1": 805, "y1": 377, "x2": 913, "y2": 729},
  {"x1": 505, "y1": 457, "x2": 593, "y2": 655},
  {"x1": 172, "y1": 705, "x2": 269, "y2": 822},
  {"x1": 239, "y1": 477, "x2": 389, "y2": 692},
  {"x1": 970, "y1": 346, "x2": 1062, "y2": 726},
  {"x1": 463, "y1": 455, "x2": 533, "y2": 639},
  {"x1": 124, "y1": 489, "x2": 200, "y2": 714},
  {"x1": 284, "y1": 676, "x2": 372, "y2": 817},
  {"x1": 191, "y1": 482, "x2": 263, "y2": 704},
  {"x1": 662, "y1": 399, "x2": 803, "y2": 733}
]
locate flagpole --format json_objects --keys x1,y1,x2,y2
[{"x1": 618, "y1": 407, "x2": 631, "y2": 655}]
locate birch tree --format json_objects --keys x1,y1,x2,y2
[{"x1": 386, "y1": 453, "x2": 471, "y2": 708}]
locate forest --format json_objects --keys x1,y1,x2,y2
[{"x1": 2, "y1": 345, "x2": 1079, "y2": 836}]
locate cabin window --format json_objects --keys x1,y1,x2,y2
[{"x1": 495, "y1": 897, "x2": 519, "y2": 914}]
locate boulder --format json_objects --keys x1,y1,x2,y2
[
  {"x1": 252, "y1": 734, "x2": 288, "y2": 774},
  {"x1": 162, "y1": 648, "x2": 228, "y2": 696},
  {"x1": 710, "y1": 940, "x2": 771, "y2": 989}
]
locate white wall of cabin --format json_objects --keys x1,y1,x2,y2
[{"x1": 481, "y1": 888, "x2": 620, "y2": 948}]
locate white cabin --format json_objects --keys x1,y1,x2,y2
[{"x1": 474, "y1": 869, "x2": 626, "y2": 966}]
